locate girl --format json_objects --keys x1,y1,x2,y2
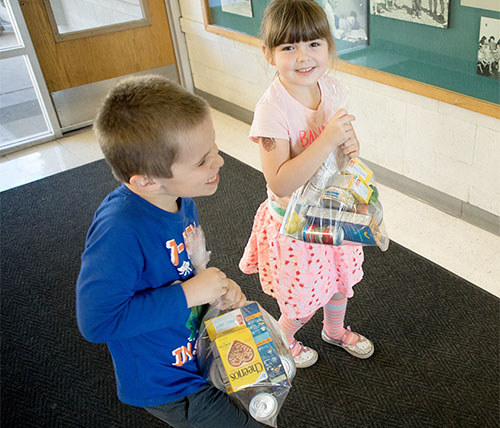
[{"x1": 239, "y1": 0, "x2": 374, "y2": 368}]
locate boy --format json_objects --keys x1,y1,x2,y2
[{"x1": 76, "y1": 75, "x2": 263, "y2": 428}]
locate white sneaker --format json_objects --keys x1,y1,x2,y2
[
  {"x1": 321, "y1": 327, "x2": 374, "y2": 359},
  {"x1": 292, "y1": 342, "x2": 318, "y2": 368}
]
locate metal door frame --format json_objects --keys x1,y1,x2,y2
[{"x1": 1, "y1": 0, "x2": 62, "y2": 155}]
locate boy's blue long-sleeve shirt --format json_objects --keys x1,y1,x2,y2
[{"x1": 76, "y1": 184, "x2": 207, "y2": 407}]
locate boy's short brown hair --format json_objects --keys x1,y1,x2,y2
[{"x1": 94, "y1": 75, "x2": 210, "y2": 182}]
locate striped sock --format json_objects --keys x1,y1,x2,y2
[
  {"x1": 279, "y1": 313, "x2": 315, "y2": 357},
  {"x1": 323, "y1": 294, "x2": 358, "y2": 345}
]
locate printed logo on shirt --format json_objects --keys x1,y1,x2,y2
[
  {"x1": 299, "y1": 124, "x2": 326, "y2": 147},
  {"x1": 172, "y1": 339, "x2": 196, "y2": 367},
  {"x1": 165, "y1": 223, "x2": 196, "y2": 279}
]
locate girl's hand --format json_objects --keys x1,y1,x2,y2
[
  {"x1": 341, "y1": 128, "x2": 360, "y2": 157},
  {"x1": 181, "y1": 267, "x2": 230, "y2": 308},
  {"x1": 323, "y1": 109, "x2": 356, "y2": 149}
]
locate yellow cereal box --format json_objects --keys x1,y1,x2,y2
[
  {"x1": 205, "y1": 309, "x2": 246, "y2": 341},
  {"x1": 214, "y1": 326, "x2": 267, "y2": 393}
]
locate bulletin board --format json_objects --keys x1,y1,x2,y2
[{"x1": 201, "y1": 1, "x2": 500, "y2": 118}]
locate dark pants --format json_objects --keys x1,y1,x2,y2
[{"x1": 144, "y1": 385, "x2": 264, "y2": 428}]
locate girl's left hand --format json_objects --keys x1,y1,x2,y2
[{"x1": 341, "y1": 131, "x2": 360, "y2": 157}]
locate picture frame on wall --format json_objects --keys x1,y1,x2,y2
[
  {"x1": 370, "y1": 0, "x2": 450, "y2": 29},
  {"x1": 319, "y1": 0, "x2": 369, "y2": 47},
  {"x1": 461, "y1": 0, "x2": 500, "y2": 13},
  {"x1": 221, "y1": 0, "x2": 253, "y2": 18},
  {"x1": 477, "y1": 16, "x2": 500, "y2": 80}
]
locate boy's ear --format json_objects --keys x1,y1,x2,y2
[
  {"x1": 128, "y1": 174, "x2": 160, "y2": 193},
  {"x1": 262, "y1": 44, "x2": 275, "y2": 66}
]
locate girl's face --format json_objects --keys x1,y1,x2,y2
[{"x1": 264, "y1": 38, "x2": 330, "y2": 93}]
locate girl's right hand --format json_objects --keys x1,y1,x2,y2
[
  {"x1": 181, "y1": 267, "x2": 230, "y2": 308},
  {"x1": 323, "y1": 109, "x2": 356, "y2": 149}
]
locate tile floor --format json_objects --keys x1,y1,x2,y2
[{"x1": 1, "y1": 108, "x2": 499, "y2": 298}]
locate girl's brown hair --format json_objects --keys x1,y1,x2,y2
[
  {"x1": 94, "y1": 75, "x2": 209, "y2": 182},
  {"x1": 261, "y1": 0, "x2": 336, "y2": 58}
]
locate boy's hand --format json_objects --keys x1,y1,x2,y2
[
  {"x1": 181, "y1": 267, "x2": 230, "y2": 308},
  {"x1": 211, "y1": 279, "x2": 247, "y2": 310}
]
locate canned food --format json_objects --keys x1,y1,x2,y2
[
  {"x1": 249, "y1": 392, "x2": 278, "y2": 422},
  {"x1": 302, "y1": 223, "x2": 344, "y2": 246},
  {"x1": 209, "y1": 359, "x2": 227, "y2": 391},
  {"x1": 280, "y1": 355, "x2": 296, "y2": 381}
]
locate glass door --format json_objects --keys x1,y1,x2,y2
[{"x1": 0, "y1": 0, "x2": 61, "y2": 155}]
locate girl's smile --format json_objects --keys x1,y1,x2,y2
[{"x1": 296, "y1": 66, "x2": 316, "y2": 75}]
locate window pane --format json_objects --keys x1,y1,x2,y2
[
  {"x1": 0, "y1": 56, "x2": 50, "y2": 149},
  {"x1": 48, "y1": 0, "x2": 145, "y2": 34},
  {"x1": 0, "y1": 0, "x2": 22, "y2": 50}
]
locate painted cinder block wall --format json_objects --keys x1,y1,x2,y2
[{"x1": 178, "y1": 1, "x2": 500, "y2": 223}]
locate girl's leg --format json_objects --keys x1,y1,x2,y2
[
  {"x1": 279, "y1": 312, "x2": 318, "y2": 368},
  {"x1": 279, "y1": 312, "x2": 315, "y2": 352},
  {"x1": 322, "y1": 292, "x2": 374, "y2": 359},
  {"x1": 322, "y1": 293, "x2": 358, "y2": 345}
]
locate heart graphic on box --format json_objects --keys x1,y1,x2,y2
[{"x1": 227, "y1": 340, "x2": 254, "y2": 367}]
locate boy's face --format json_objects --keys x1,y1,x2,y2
[{"x1": 156, "y1": 115, "x2": 224, "y2": 199}]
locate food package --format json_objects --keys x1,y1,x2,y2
[
  {"x1": 196, "y1": 302, "x2": 295, "y2": 427},
  {"x1": 280, "y1": 151, "x2": 389, "y2": 251}
]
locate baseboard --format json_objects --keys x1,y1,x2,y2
[
  {"x1": 196, "y1": 90, "x2": 500, "y2": 236},
  {"x1": 362, "y1": 160, "x2": 499, "y2": 236},
  {"x1": 195, "y1": 89, "x2": 254, "y2": 125}
]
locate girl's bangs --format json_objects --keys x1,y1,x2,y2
[{"x1": 272, "y1": 10, "x2": 329, "y2": 47}]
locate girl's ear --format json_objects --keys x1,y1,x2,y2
[
  {"x1": 128, "y1": 174, "x2": 160, "y2": 193},
  {"x1": 262, "y1": 44, "x2": 275, "y2": 66}
]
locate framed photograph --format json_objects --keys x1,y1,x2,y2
[
  {"x1": 319, "y1": 0, "x2": 368, "y2": 46},
  {"x1": 221, "y1": 0, "x2": 253, "y2": 18},
  {"x1": 461, "y1": 0, "x2": 500, "y2": 13},
  {"x1": 477, "y1": 17, "x2": 500, "y2": 80},
  {"x1": 370, "y1": 0, "x2": 449, "y2": 29}
]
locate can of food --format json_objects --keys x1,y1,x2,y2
[
  {"x1": 302, "y1": 223, "x2": 344, "y2": 246},
  {"x1": 249, "y1": 392, "x2": 278, "y2": 423},
  {"x1": 280, "y1": 354, "x2": 296, "y2": 381}
]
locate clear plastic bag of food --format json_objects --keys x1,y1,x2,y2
[
  {"x1": 280, "y1": 151, "x2": 389, "y2": 251},
  {"x1": 196, "y1": 302, "x2": 295, "y2": 427}
]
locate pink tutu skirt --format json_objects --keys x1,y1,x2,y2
[{"x1": 239, "y1": 200, "x2": 364, "y2": 318}]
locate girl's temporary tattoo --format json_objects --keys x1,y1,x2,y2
[{"x1": 260, "y1": 137, "x2": 276, "y2": 152}]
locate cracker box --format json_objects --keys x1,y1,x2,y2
[
  {"x1": 329, "y1": 174, "x2": 373, "y2": 204},
  {"x1": 342, "y1": 157, "x2": 373, "y2": 184}
]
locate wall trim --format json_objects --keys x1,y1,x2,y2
[
  {"x1": 196, "y1": 90, "x2": 499, "y2": 236},
  {"x1": 195, "y1": 89, "x2": 254, "y2": 125}
]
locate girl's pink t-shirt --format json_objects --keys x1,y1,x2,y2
[{"x1": 249, "y1": 75, "x2": 348, "y2": 206}]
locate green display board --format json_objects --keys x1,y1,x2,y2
[{"x1": 206, "y1": 1, "x2": 500, "y2": 106}]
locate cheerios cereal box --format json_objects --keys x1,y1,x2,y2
[
  {"x1": 213, "y1": 326, "x2": 266, "y2": 393},
  {"x1": 205, "y1": 303, "x2": 290, "y2": 394}
]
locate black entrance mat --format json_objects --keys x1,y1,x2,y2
[{"x1": 1, "y1": 154, "x2": 498, "y2": 427}]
